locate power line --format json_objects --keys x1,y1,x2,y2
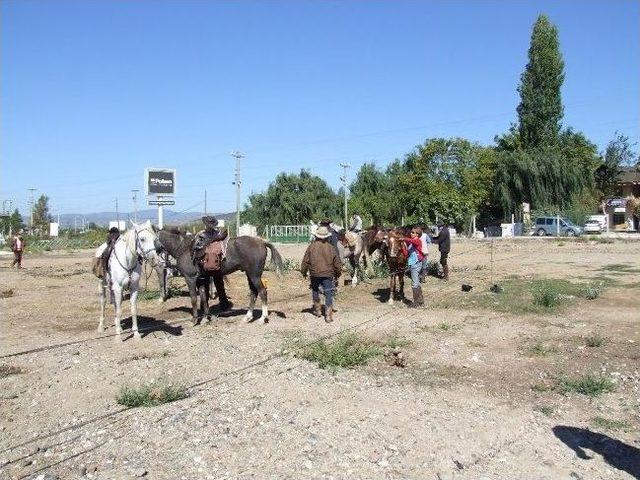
[{"x1": 232, "y1": 151, "x2": 244, "y2": 235}]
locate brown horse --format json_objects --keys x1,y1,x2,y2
[
  {"x1": 381, "y1": 229, "x2": 407, "y2": 304},
  {"x1": 156, "y1": 229, "x2": 283, "y2": 325}
]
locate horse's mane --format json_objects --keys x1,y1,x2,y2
[
  {"x1": 121, "y1": 229, "x2": 137, "y2": 254},
  {"x1": 160, "y1": 229, "x2": 195, "y2": 256}
]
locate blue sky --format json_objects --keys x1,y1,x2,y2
[{"x1": 1, "y1": 0, "x2": 638, "y2": 217}]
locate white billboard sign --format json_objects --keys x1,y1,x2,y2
[{"x1": 49, "y1": 222, "x2": 59, "y2": 237}]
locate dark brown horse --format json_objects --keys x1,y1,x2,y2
[
  {"x1": 380, "y1": 229, "x2": 407, "y2": 304},
  {"x1": 156, "y1": 229, "x2": 283, "y2": 324}
]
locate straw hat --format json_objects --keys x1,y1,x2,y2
[{"x1": 314, "y1": 226, "x2": 332, "y2": 239}]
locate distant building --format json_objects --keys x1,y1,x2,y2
[{"x1": 603, "y1": 166, "x2": 640, "y2": 231}]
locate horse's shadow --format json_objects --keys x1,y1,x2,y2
[
  {"x1": 553, "y1": 425, "x2": 640, "y2": 479},
  {"x1": 167, "y1": 305, "x2": 287, "y2": 321},
  {"x1": 119, "y1": 315, "x2": 183, "y2": 339}
]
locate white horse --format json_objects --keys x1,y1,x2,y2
[{"x1": 94, "y1": 220, "x2": 162, "y2": 340}]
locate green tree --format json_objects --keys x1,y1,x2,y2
[
  {"x1": 517, "y1": 14, "x2": 565, "y2": 150},
  {"x1": 32, "y1": 194, "x2": 52, "y2": 235},
  {"x1": 242, "y1": 170, "x2": 340, "y2": 227},
  {"x1": 0, "y1": 209, "x2": 24, "y2": 235},
  {"x1": 398, "y1": 138, "x2": 498, "y2": 228},
  {"x1": 595, "y1": 132, "x2": 637, "y2": 198}
]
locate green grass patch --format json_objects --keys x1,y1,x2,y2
[
  {"x1": 140, "y1": 290, "x2": 162, "y2": 300},
  {"x1": 526, "y1": 342, "x2": 557, "y2": 357},
  {"x1": 384, "y1": 332, "x2": 411, "y2": 349},
  {"x1": 429, "y1": 277, "x2": 610, "y2": 315},
  {"x1": 591, "y1": 416, "x2": 630, "y2": 432},
  {"x1": 584, "y1": 334, "x2": 606, "y2": 348},
  {"x1": 116, "y1": 380, "x2": 188, "y2": 407},
  {"x1": 297, "y1": 333, "x2": 381, "y2": 371},
  {"x1": 555, "y1": 375, "x2": 615, "y2": 397},
  {"x1": 531, "y1": 383, "x2": 551, "y2": 393}
]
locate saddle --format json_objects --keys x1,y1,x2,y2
[{"x1": 199, "y1": 240, "x2": 226, "y2": 272}]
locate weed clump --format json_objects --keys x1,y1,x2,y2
[
  {"x1": 116, "y1": 381, "x2": 188, "y2": 407},
  {"x1": 555, "y1": 375, "x2": 614, "y2": 397},
  {"x1": 585, "y1": 334, "x2": 606, "y2": 348},
  {"x1": 532, "y1": 283, "x2": 561, "y2": 308},
  {"x1": 0, "y1": 364, "x2": 25, "y2": 378},
  {"x1": 296, "y1": 332, "x2": 381, "y2": 371},
  {"x1": 583, "y1": 282, "x2": 603, "y2": 300},
  {"x1": 591, "y1": 416, "x2": 629, "y2": 431}
]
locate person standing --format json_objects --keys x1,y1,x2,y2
[
  {"x1": 431, "y1": 221, "x2": 451, "y2": 281},
  {"x1": 401, "y1": 228, "x2": 424, "y2": 307},
  {"x1": 301, "y1": 226, "x2": 343, "y2": 323},
  {"x1": 417, "y1": 226, "x2": 431, "y2": 282},
  {"x1": 349, "y1": 214, "x2": 363, "y2": 233},
  {"x1": 10, "y1": 230, "x2": 26, "y2": 269}
]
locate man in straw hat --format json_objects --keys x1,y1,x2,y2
[{"x1": 301, "y1": 225, "x2": 343, "y2": 323}]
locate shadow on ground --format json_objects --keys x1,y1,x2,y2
[
  {"x1": 120, "y1": 315, "x2": 183, "y2": 339},
  {"x1": 553, "y1": 425, "x2": 640, "y2": 479}
]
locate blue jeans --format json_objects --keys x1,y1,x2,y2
[
  {"x1": 420, "y1": 257, "x2": 429, "y2": 276},
  {"x1": 310, "y1": 277, "x2": 335, "y2": 307},
  {"x1": 409, "y1": 263, "x2": 421, "y2": 288}
]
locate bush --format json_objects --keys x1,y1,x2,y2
[
  {"x1": 532, "y1": 283, "x2": 561, "y2": 308},
  {"x1": 585, "y1": 334, "x2": 606, "y2": 347}
]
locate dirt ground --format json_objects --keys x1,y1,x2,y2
[{"x1": 0, "y1": 238, "x2": 639, "y2": 480}]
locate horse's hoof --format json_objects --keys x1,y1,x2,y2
[
  {"x1": 262, "y1": 317, "x2": 269, "y2": 324},
  {"x1": 133, "y1": 332, "x2": 142, "y2": 340}
]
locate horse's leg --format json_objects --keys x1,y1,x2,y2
[
  {"x1": 244, "y1": 274, "x2": 258, "y2": 322},
  {"x1": 204, "y1": 278, "x2": 212, "y2": 322},
  {"x1": 251, "y1": 274, "x2": 269, "y2": 324},
  {"x1": 350, "y1": 256, "x2": 358, "y2": 287},
  {"x1": 388, "y1": 271, "x2": 395, "y2": 305},
  {"x1": 130, "y1": 279, "x2": 141, "y2": 340},
  {"x1": 399, "y1": 270, "x2": 405, "y2": 300},
  {"x1": 98, "y1": 279, "x2": 106, "y2": 333},
  {"x1": 186, "y1": 277, "x2": 199, "y2": 326},
  {"x1": 113, "y1": 284, "x2": 124, "y2": 339}
]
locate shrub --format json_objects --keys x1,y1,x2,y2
[
  {"x1": 532, "y1": 283, "x2": 561, "y2": 308},
  {"x1": 116, "y1": 381, "x2": 188, "y2": 407},
  {"x1": 583, "y1": 283, "x2": 603, "y2": 300}
]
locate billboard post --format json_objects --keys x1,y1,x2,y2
[{"x1": 145, "y1": 168, "x2": 176, "y2": 229}]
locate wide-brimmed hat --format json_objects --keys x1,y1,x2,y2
[
  {"x1": 314, "y1": 226, "x2": 332, "y2": 239},
  {"x1": 202, "y1": 216, "x2": 218, "y2": 228}
]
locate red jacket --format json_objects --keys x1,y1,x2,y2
[{"x1": 402, "y1": 237, "x2": 424, "y2": 262}]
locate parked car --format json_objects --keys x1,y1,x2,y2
[
  {"x1": 532, "y1": 216, "x2": 583, "y2": 236},
  {"x1": 583, "y1": 219, "x2": 603, "y2": 234}
]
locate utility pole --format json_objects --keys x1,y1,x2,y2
[
  {"x1": 204, "y1": 190, "x2": 207, "y2": 215},
  {"x1": 115, "y1": 198, "x2": 120, "y2": 229},
  {"x1": 232, "y1": 151, "x2": 244, "y2": 236},
  {"x1": 131, "y1": 189, "x2": 139, "y2": 223},
  {"x1": 28, "y1": 188, "x2": 37, "y2": 231},
  {"x1": 339, "y1": 163, "x2": 350, "y2": 229}
]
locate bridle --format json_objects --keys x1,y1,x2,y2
[{"x1": 111, "y1": 227, "x2": 161, "y2": 279}]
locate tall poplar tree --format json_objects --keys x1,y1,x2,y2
[{"x1": 516, "y1": 14, "x2": 565, "y2": 150}]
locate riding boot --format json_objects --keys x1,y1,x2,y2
[
  {"x1": 443, "y1": 265, "x2": 450, "y2": 281},
  {"x1": 416, "y1": 285, "x2": 424, "y2": 306},
  {"x1": 409, "y1": 287, "x2": 422, "y2": 308},
  {"x1": 325, "y1": 306, "x2": 334, "y2": 323},
  {"x1": 312, "y1": 301, "x2": 322, "y2": 317}
]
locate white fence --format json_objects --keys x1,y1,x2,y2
[{"x1": 267, "y1": 225, "x2": 310, "y2": 243}]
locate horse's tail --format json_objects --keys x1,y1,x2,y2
[{"x1": 265, "y1": 241, "x2": 284, "y2": 278}]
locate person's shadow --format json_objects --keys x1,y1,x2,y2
[{"x1": 553, "y1": 425, "x2": 640, "y2": 479}]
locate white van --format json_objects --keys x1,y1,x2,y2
[{"x1": 585, "y1": 215, "x2": 608, "y2": 233}]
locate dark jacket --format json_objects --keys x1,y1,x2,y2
[
  {"x1": 430, "y1": 226, "x2": 451, "y2": 253},
  {"x1": 194, "y1": 228, "x2": 228, "y2": 255},
  {"x1": 301, "y1": 239, "x2": 342, "y2": 279}
]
